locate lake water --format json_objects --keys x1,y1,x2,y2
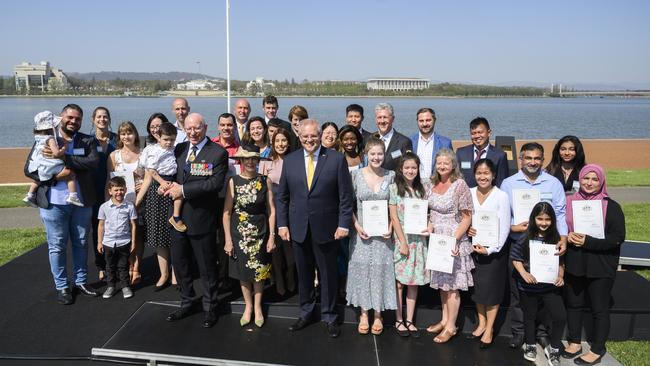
[{"x1": 1, "y1": 96, "x2": 649, "y2": 147}]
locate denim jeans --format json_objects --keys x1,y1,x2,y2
[{"x1": 40, "y1": 204, "x2": 92, "y2": 290}]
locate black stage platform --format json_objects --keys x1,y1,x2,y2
[{"x1": 1, "y1": 243, "x2": 648, "y2": 365}]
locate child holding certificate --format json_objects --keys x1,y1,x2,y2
[
  {"x1": 389, "y1": 152, "x2": 429, "y2": 338},
  {"x1": 510, "y1": 202, "x2": 566, "y2": 366},
  {"x1": 563, "y1": 164, "x2": 625, "y2": 365}
]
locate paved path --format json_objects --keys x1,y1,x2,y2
[{"x1": 0, "y1": 187, "x2": 647, "y2": 230}]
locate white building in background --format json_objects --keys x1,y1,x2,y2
[
  {"x1": 246, "y1": 77, "x2": 275, "y2": 93},
  {"x1": 14, "y1": 61, "x2": 69, "y2": 92},
  {"x1": 367, "y1": 77, "x2": 429, "y2": 91},
  {"x1": 175, "y1": 79, "x2": 218, "y2": 90}
]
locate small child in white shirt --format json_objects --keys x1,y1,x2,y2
[
  {"x1": 97, "y1": 176, "x2": 138, "y2": 299},
  {"x1": 24, "y1": 111, "x2": 83, "y2": 207},
  {"x1": 135, "y1": 122, "x2": 186, "y2": 232}
]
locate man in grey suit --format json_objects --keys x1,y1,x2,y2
[
  {"x1": 456, "y1": 117, "x2": 509, "y2": 187},
  {"x1": 373, "y1": 102, "x2": 412, "y2": 171}
]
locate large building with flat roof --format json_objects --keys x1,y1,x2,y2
[
  {"x1": 14, "y1": 61, "x2": 69, "y2": 92},
  {"x1": 367, "y1": 77, "x2": 429, "y2": 91}
]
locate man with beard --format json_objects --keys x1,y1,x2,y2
[
  {"x1": 24, "y1": 104, "x2": 100, "y2": 304},
  {"x1": 409, "y1": 107, "x2": 452, "y2": 180}
]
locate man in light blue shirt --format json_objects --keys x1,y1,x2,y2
[{"x1": 500, "y1": 142, "x2": 567, "y2": 349}]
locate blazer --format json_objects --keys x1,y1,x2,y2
[
  {"x1": 276, "y1": 147, "x2": 354, "y2": 245},
  {"x1": 380, "y1": 129, "x2": 413, "y2": 171},
  {"x1": 456, "y1": 144, "x2": 510, "y2": 187},
  {"x1": 410, "y1": 132, "x2": 453, "y2": 160},
  {"x1": 24, "y1": 132, "x2": 100, "y2": 208},
  {"x1": 174, "y1": 139, "x2": 228, "y2": 236}
]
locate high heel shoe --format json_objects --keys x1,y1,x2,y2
[
  {"x1": 466, "y1": 329, "x2": 485, "y2": 340},
  {"x1": 255, "y1": 317, "x2": 265, "y2": 328},
  {"x1": 240, "y1": 315, "x2": 251, "y2": 327}
]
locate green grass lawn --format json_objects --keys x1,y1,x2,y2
[
  {"x1": 606, "y1": 340, "x2": 650, "y2": 366},
  {"x1": 0, "y1": 227, "x2": 45, "y2": 266},
  {"x1": 607, "y1": 169, "x2": 650, "y2": 187},
  {"x1": 0, "y1": 185, "x2": 29, "y2": 208}
]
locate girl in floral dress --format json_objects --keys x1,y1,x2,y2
[
  {"x1": 223, "y1": 145, "x2": 276, "y2": 328},
  {"x1": 389, "y1": 152, "x2": 430, "y2": 338}
]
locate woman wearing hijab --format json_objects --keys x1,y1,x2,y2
[{"x1": 562, "y1": 164, "x2": 626, "y2": 366}]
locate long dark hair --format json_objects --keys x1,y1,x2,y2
[
  {"x1": 394, "y1": 152, "x2": 426, "y2": 198},
  {"x1": 270, "y1": 127, "x2": 293, "y2": 160},
  {"x1": 242, "y1": 116, "x2": 268, "y2": 146},
  {"x1": 545, "y1": 135, "x2": 586, "y2": 176},
  {"x1": 527, "y1": 201, "x2": 561, "y2": 244},
  {"x1": 337, "y1": 125, "x2": 363, "y2": 156},
  {"x1": 146, "y1": 112, "x2": 170, "y2": 144}
]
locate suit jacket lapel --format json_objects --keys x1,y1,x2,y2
[{"x1": 310, "y1": 148, "x2": 328, "y2": 192}]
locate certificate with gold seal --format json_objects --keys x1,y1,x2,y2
[
  {"x1": 472, "y1": 210, "x2": 498, "y2": 248},
  {"x1": 426, "y1": 234, "x2": 456, "y2": 274},
  {"x1": 529, "y1": 240, "x2": 559, "y2": 284}
]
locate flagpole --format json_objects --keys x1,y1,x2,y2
[{"x1": 226, "y1": 0, "x2": 231, "y2": 113}]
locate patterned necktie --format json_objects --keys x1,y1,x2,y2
[
  {"x1": 188, "y1": 145, "x2": 197, "y2": 162},
  {"x1": 306, "y1": 153, "x2": 314, "y2": 189},
  {"x1": 475, "y1": 149, "x2": 485, "y2": 163}
]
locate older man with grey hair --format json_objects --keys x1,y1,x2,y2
[
  {"x1": 163, "y1": 112, "x2": 229, "y2": 328},
  {"x1": 373, "y1": 102, "x2": 412, "y2": 171}
]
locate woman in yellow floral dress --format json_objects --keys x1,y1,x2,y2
[{"x1": 223, "y1": 145, "x2": 276, "y2": 328}]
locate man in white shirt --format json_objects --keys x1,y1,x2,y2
[
  {"x1": 409, "y1": 108, "x2": 452, "y2": 179},
  {"x1": 171, "y1": 98, "x2": 189, "y2": 145}
]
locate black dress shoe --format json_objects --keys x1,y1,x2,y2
[
  {"x1": 466, "y1": 332, "x2": 483, "y2": 340},
  {"x1": 574, "y1": 355, "x2": 603, "y2": 365},
  {"x1": 288, "y1": 318, "x2": 310, "y2": 331},
  {"x1": 153, "y1": 282, "x2": 170, "y2": 292},
  {"x1": 202, "y1": 311, "x2": 218, "y2": 328},
  {"x1": 479, "y1": 340, "x2": 493, "y2": 349},
  {"x1": 166, "y1": 307, "x2": 194, "y2": 322},
  {"x1": 57, "y1": 288, "x2": 73, "y2": 305},
  {"x1": 327, "y1": 322, "x2": 340, "y2": 338},
  {"x1": 509, "y1": 333, "x2": 524, "y2": 349},
  {"x1": 76, "y1": 283, "x2": 99, "y2": 297},
  {"x1": 562, "y1": 346, "x2": 583, "y2": 359}
]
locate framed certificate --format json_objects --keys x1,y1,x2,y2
[
  {"x1": 426, "y1": 234, "x2": 456, "y2": 274},
  {"x1": 110, "y1": 171, "x2": 136, "y2": 203},
  {"x1": 572, "y1": 200, "x2": 605, "y2": 239},
  {"x1": 403, "y1": 198, "x2": 428, "y2": 235},
  {"x1": 362, "y1": 200, "x2": 389, "y2": 237},
  {"x1": 529, "y1": 240, "x2": 559, "y2": 284},
  {"x1": 472, "y1": 210, "x2": 499, "y2": 248},
  {"x1": 512, "y1": 189, "x2": 540, "y2": 224}
]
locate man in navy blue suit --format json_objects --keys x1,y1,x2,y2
[
  {"x1": 409, "y1": 107, "x2": 453, "y2": 179},
  {"x1": 455, "y1": 117, "x2": 510, "y2": 187},
  {"x1": 276, "y1": 119, "x2": 354, "y2": 338}
]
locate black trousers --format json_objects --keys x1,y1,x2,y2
[
  {"x1": 565, "y1": 274, "x2": 614, "y2": 356},
  {"x1": 519, "y1": 289, "x2": 566, "y2": 350},
  {"x1": 171, "y1": 230, "x2": 219, "y2": 312},
  {"x1": 292, "y1": 225, "x2": 339, "y2": 324},
  {"x1": 103, "y1": 244, "x2": 130, "y2": 288}
]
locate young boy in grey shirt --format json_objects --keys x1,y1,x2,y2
[{"x1": 97, "y1": 176, "x2": 138, "y2": 299}]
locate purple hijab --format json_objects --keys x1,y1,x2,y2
[{"x1": 566, "y1": 164, "x2": 609, "y2": 232}]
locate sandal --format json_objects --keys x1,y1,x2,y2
[
  {"x1": 426, "y1": 322, "x2": 444, "y2": 334},
  {"x1": 395, "y1": 321, "x2": 410, "y2": 337},
  {"x1": 433, "y1": 328, "x2": 458, "y2": 344},
  {"x1": 358, "y1": 313, "x2": 370, "y2": 335},
  {"x1": 130, "y1": 271, "x2": 142, "y2": 285},
  {"x1": 405, "y1": 320, "x2": 421, "y2": 338},
  {"x1": 371, "y1": 318, "x2": 384, "y2": 335}
]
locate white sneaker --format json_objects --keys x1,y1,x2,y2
[
  {"x1": 66, "y1": 194, "x2": 84, "y2": 207},
  {"x1": 122, "y1": 287, "x2": 133, "y2": 299},
  {"x1": 103, "y1": 287, "x2": 116, "y2": 299},
  {"x1": 23, "y1": 194, "x2": 38, "y2": 208}
]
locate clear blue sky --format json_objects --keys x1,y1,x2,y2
[{"x1": 3, "y1": 0, "x2": 649, "y2": 87}]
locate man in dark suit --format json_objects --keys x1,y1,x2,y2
[
  {"x1": 410, "y1": 107, "x2": 453, "y2": 180},
  {"x1": 233, "y1": 98, "x2": 251, "y2": 143},
  {"x1": 24, "y1": 104, "x2": 100, "y2": 304},
  {"x1": 456, "y1": 117, "x2": 509, "y2": 187},
  {"x1": 345, "y1": 104, "x2": 372, "y2": 147},
  {"x1": 276, "y1": 119, "x2": 354, "y2": 338},
  {"x1": 373, "y1": 102, "x2": 412, "y2": 171},
  {"x1": 163, "y1": 113, "x2": 228, "y2": 328}
]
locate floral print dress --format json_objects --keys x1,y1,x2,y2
[{"x1": 228, "y1": 175, "x2": 271, "y2": 282}]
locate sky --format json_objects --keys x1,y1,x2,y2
[{"x1": 2, "y1": 0, "x2": 650, "y2": 87}]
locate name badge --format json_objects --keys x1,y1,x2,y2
[
  {"x1": 390, "y1": 150, "x2": 402, "y2": 159},
  {"x1": 572, "y1": 180, "x2": 580, "y2": 192},
  {"x1": 541, "y1": 192, "x2": 553, "y2": 203},
  {"x1": 190, "y1": 162, "x2": 213, "y2": 176},
  {"x1": 73, "y1": 148, "x2": 85, "y2": 156},
  {"x1": 461, "y1": 161, "x2": 471, "y2": 170},
  {"x1": 97, "y1": 146, "x2": 103, "y2": 153}
]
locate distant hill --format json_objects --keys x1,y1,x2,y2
[{"x1": 67, "y1": 71, "x2": 222, "y2": 81}]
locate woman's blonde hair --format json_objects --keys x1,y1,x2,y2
[{"x1": 430, "y1": 148, "x2": 463, "y2": 185}]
